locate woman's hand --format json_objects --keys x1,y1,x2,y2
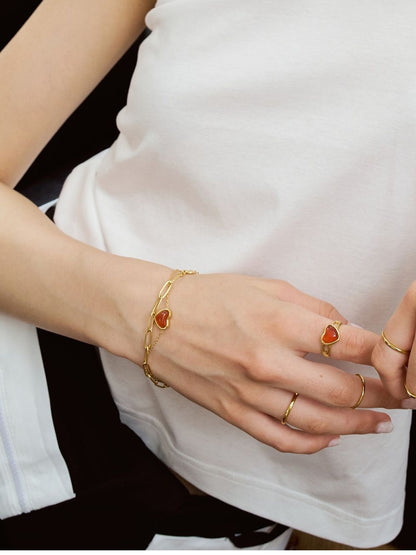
[
  {"x1": 132, "y1": 272, "x2": 401, "y2": 455},
  {"x1": 0, "y1": 185, "x2": 399, "y2": 456},
  {"x1": 371, "y1": 281, "x2": 416, "y2": 405}
]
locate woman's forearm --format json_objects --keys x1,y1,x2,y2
[{"x1": 0, "y1": 183, "x2": 170, "y2": 362}]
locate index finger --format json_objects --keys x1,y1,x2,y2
[{"x1": 371, "y1": 287, "x2": 416, "y2": 399}]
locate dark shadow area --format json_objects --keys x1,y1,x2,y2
[{"x1": 392, "y1": 418, "x2": 416, "y2": 550}]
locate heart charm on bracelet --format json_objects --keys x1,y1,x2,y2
[{"x1": 155, "y1": 309, "x2": 172, "y2": 330}]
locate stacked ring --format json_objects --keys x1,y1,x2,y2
[
  {"x1": 381, "y1": 331, "x2": 410, "y2": 355},
  {"x1": 351, "y1": 373, "x2": 366, "y2": 409},
  {"x1": 404, "y1": 384, "x2": 416, "y2": 399},
  {"x1": 381, "y1": 332, "x2": 413, "y2": 399},
  {"x1": 281, "y1": 393, "x2": 299, "y2": 425}
]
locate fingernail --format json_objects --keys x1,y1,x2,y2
[
  {"x1": 376, "y1": 421, "x2": 394, "y2": 433},
  {"x1": 328, "y1": 438, "x2": 341, "y2": 447},
  {"x1": 402, "y1": 398, "x2": 416, "y2": 409},
  {"x1": 350, "y1": 322, "x2": 363, "y2": 329}
]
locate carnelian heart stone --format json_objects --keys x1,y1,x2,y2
[
  {"x1": 155, "y1": 309, "x2": 171, "y2": 330},
  {"x1": 322, "y1": 325, "x2": 339, "y2": 345}
]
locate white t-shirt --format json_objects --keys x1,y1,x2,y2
[{"x1": 53, "y1": 0, "x2": 416, "y2": 547}]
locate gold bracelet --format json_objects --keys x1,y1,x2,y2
[{"x1": 143, "y1": 269, "x2": 198, "y2": 388}]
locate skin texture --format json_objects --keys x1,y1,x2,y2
[
  {"x1": 0, "y1": 0, "x2": 156, "y2": 186},
  {"x1": 0, "y1": 0, "x2": 410, "y2": 455}
]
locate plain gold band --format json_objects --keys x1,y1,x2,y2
[
  {"x1": 281, "y1": 393, "x2": 299, "y2": 425},
  {"x1": 351, "y1": 374, "x2": 366, "y2": 409},
  {"x1": 404, "y1": 383, "x2": 416, "y2": 399},
  {"x1": 381, "y1": 331, "x2": 410, "y2": 355}
]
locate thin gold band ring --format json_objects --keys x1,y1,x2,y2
[
  {"x1": 404, "y1": 383, "x2": 416, "y2": 399},
  {"x1": 351, "y1": 373, "x2": 366, "y2": 409},
  {"x1": 281, "y1": 393, "x2": 299, "y2": 425},
  {"x1": 381, "y1": 331, "x2": 410, "y2": 355}
]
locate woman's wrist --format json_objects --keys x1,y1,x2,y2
[
  {"x1": 96, "y1": 255, "x2": 172, "y2": 365},
  {"x1": 0, "y1": 184, "x2": 172, "y2": 361}
]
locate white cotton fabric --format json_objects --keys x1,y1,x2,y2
[
  {"x1": 0, "y1": 316, "x2": 75, "y2": 519},
  {"x1": 0, "y1": 201, "x2": 75, "y2": 518},
  {"x1": 52, "y1": 0, "x2": 416, "y2": 547}
]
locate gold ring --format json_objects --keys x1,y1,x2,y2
[
  {"x1": 321, "y1": 321, "x2": 342, "y2": 358},
  {"x1": 404, "y1": 383, "x2": 416, "y2": 399},
  {"x1": 381, "y1": 331, "x2": 410, "y2": 355},
  {"x1": 351, "y1": 373, "x2": 366, "y2": 409},
  {"x1": 281, "y1": 392, "x2": 299, "y2": 425}
]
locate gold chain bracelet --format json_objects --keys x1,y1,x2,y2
[{"x1": 143, "y1": 269, "x2": 198, "y2": 388}]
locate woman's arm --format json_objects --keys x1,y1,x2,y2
[
  {"x1": 0, "y1": 0, "x2": 163, "y2": 361},
  {"x1": 0, "y1": 183, "x2": 169, "y2": 358},
  {"x1": 0, "y1": 0, "x2": 156, "y2": 186},
  {"x1": 0, "y1": 0, "x2": 160, "y2": 347}
]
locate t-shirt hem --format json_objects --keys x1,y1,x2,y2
[{"x1": 119, "y1": 409, "x2": 403, "y2": 549}]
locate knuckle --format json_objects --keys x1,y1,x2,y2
[
  {"x1": 269, "y1": 279, "x2": 293, "y2": 299},
  {"x1": 238, "y1": 347, "x2": 259, "y2": 379},
  {"x1": 349, "y1": 411, "x2": 377, "y2": 434},
  {"x1": 244, "y1": 350, "x2": 272, "y2": 382},
  {"x1": 371, "y1": 342, "x2": 390, "y2": 374},
  {"x1": 254, "y1": 425, "x2": 291, "y2": 452},
  {"x1": 274, "y1": 279, "x2": 291, "y2": 292},
  {"x1": 319, "y1": 300, "x2": 340, "y2": 320},
  {"x1": 306, "y1": 415, "x2": 329, "y2": 435},
  {"x1": 270, "y1": 436, "x2": 291, "y2": 453},
  {"x1": 267, "y1": 431, "x2": 323, "y2": 454},
  {"x1": 371, "y1": 342, "x2": 384, "y2": 369},
  {"x1": 371, "y1": 345, "x2": 410, "y2": 400},
  {"x1": 232, "y1": 379, "x2": 253, "y2": 405},
  {"x1": 215, "y1": 396, "x2": 240, "y2": 423},
  {"x1": 343, "y1": 331, "x2": 368, "y2": 357},
  {"x1": 329, "y1": 383, "x2": 354, "y2": 407}
]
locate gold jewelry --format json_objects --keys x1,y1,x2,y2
[
  {"x1": 404, "y1": 383, "x2": 416, "y2": 399},
  {"x1": 281, "y1": 392, "x2": 299, "y2": 425},
  {"x1": 351, "y1": 373, "x2": 366, "y2": 409},
  {"x1": 143, "y1": 269, "x2": 198, "y2": 388},
  {"x1": 320, "y1": 321, "x2": 342, "y2": 358},
  {"x1": 381, "y1": 331, "x2": 410, "y2": 355}
]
